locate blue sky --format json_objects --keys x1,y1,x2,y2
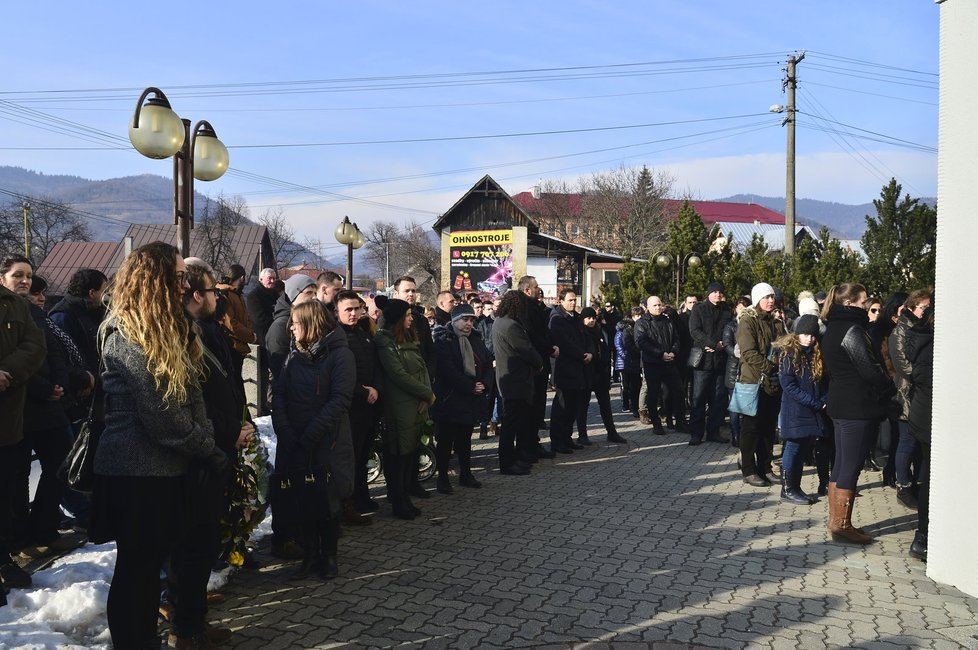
[{"x1": 2, "y1": 1, "x2": 938, "y2": 249}]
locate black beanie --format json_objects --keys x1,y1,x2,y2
[
  {"x1": 705, "y1": 281, "x2": 725, "y2": 296},
  {"x1": 382, "y1": 298, "x2": 411, "y2": 326},
  {"x1": 794, "y1": 314, "x2": 820, "y2": 336},
  {"x1": 581, "y1": 307, "x2": 597, "y2": 319}
]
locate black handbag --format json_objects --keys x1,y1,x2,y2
[
  {"x1": 269, "y1": 465, "x2": 324, "y2": 528},
  {"x1": 60, "y1": 359, "x2": 105, "y2": 494},
  {"x1": 687, "y1": 346, "x2": 705, "y2": 369}
]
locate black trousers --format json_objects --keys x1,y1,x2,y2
[
  {"x1": 500, "y1": 398, "x2": 533, "y2": 468},
  {"x1": 0, "y1": 438, "x2": 31, "y2": 558},
  {"x1": 621, "y1": 370, "x2": 641, "y2": 413},
  {"x1": 532, "y1": 372, "x2": 550, "y2": 439},
  {"x1": 829, "y1": 418, "x2": 875, "y2": 490},
  {"x1": 917, "y1": 438, "x2": 930, "y2": 535},
  {"x1": 101, "y1": 475, "x2": 185, "y2": 649},
  {"x1": 26, "y1": 425, "x2": 73, "y2": 543},
  {"x1": 739, "y1": 390, "x2": 781, "y2": 477},
  {"x1": 591, "y1": 382, "x2": 619, "y2": 437},
  {"x1": 168, "y1": 462, "x2": 227, "y2": 639},
  {"x1": 435, "y1": 421, "x2": 474, "y2": 478},
  {"x1": 550, "y1": 388, "x2": 587, "y2": 447},
  {"x1": 349, "y1": 404, "x2": 377, "y2": 509},
  {"x1": 643, "y1": 362, "x2": 685, "y2": 425}
]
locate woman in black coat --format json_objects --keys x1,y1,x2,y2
[
  {"x1": 905, "y1": 306, "x2": 933, "y2": 561},
  {"x1": 272, "y1": 301, "x2": 356, "y2": 579},
  {"x1": 431, "y1": 304, "x2": 493, "y2": 494},
  {"x1": 821, "y1": 283, "x2": 895, "y2": 545}
]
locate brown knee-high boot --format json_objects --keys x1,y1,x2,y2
[{"x1": 827, "y1": 482, "x2": 872, "y2": 544}]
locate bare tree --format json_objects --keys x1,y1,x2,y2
[
  {"x1": 258, "y1": 207, "x2": 304, "y2": 269},
  {"x1": 1, "y1": 198, "x2": 92, "y2": 267},
  {"x1": 361, "y1": 219, "x2": 439, "y2": 290},
  {"x1": 577, "y1": 165, "x2": 672, "y2": 259},
  {"x1": 196, "y1": 193, "x2": 247, "y2": 273},
  {"x1": 531, "y1": 178, "x2": 578, "y2": 238}
]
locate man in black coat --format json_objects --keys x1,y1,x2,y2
[
  {"x1": 266, "y1": 275, "x2": 318, "y2": 381},
  {"x1": 602, "y1": 301, "x2": 622, "y2": 383},
  {"x1": 335, "y1": 290, "x2": 382, "y2": 521},
  {"x1": 245, "y1": 268, "x2": 278, "y2": 347},
  {"x1": 172, "y1": 260, "x2": 249, "y2": 646},
  {"x1": 517, "y1": 276, "x2": 558, "y2": 457},
  {"x1": 548, "y1": 289, "x2": 592, "y2": 452},
  {"x1": 688, "y1": 282, "x2": 731, "y2": 445},
  {"x1": 48, "y1": 268, "x2": 107, "y2": 379},
  {"x1": 633, "y1": 295, "x2": 687, "y2": 434},
  {"x1": 491, "y1": 291, "x2": 544, "y2": 475},
  {"x1": 390, "y1": 276, "x2": 436, "y2": 378}
]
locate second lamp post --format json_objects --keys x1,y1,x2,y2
[
  {"x1": 334, "y1": 216, "x2": 365, "y2": 290},
  {"x1": 655, "y1": 250, "x2": 702, "y2": 306}
]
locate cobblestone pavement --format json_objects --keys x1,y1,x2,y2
[{"x1": 212, "y1": 395, "x2": 978, "y2": 649}]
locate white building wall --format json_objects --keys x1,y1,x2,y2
[{"x1": 930, "y1": 0, "x2": 978, "y2": 597}]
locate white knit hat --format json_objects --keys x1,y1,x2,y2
[
  {"x1": 798, "y1": 297, "x2": 820, "y2": 316},
  {"x1": 751, "y1": 282, "x2": 776, "y2": 307}
]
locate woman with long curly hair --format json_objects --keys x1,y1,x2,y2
[
  {"x1": 91, "y1": 242, "x2": 223, "y2": 649},
  {"x1": 774, "y1": 314, "x2": 830, "y2": 506}
]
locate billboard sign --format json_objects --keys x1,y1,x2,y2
[{"x1": 449, "y1": 229, "x2": 513, "y2": 297}]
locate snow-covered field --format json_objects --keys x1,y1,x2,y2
[{"x1": 0, "y1": 417, "x2": 277, "y2": 649}]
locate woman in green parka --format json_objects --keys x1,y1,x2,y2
[{"x1": 375, "y1": 299, "x2": 435, "y2": 520}]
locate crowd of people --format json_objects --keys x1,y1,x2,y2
[{"x1": 0, "y1": 244, "x2": 935, "y2": 648}]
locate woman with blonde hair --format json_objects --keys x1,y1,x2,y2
[
  {"x1": 272, "y1": 299, "x2": 355, "y2": 579},
  {"x1": 91, "y1": 241, "x2": 223, "y2": 649}
]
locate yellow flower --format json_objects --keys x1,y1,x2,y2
[{"x1": 228, "y1": 550, "x2": 245, "y2": 567}]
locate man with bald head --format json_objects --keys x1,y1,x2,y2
[{"x1": 632, "y1": 295, "x2": 686, "y2": 434}]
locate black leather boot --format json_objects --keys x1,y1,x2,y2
[
  {"x1": 781, "y1": 471, "x2": 813, "y2": 505},
  {"x1": 909, "y1": 530, "x2": 927, "y2": 561}
]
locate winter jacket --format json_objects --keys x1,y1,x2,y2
[
  {"x1": 492, "y1": 315, "x2": 544, "y2": 401},
  {"x1": 689, "y1": 299, "x2": 731, "y2": 372},
  {"x1": 375, "y1": 329, "x2": 434, "y2": 456},
  {"x1": 411, "y1": 304, "x2": 437, "y2": 379},
  {"x1": 430, "y1": 325, "x2": 493, "y2": 425},
  {"x1": 778, "y1": 346, "x2": 828, "y2": 439},
  {"x1": 215, "y1": 283, "x2": 255, "y2": 357},
  {"x1": 614, "y1": 319, "x2": 641, "y2": 374},
  {"x1": 735, "y1": 307, "x2": 786, "y2": 397},
  {"x1": 341, "y1": 321, "x2": 382, "y2": 407},
  {"x1": 821, "y1": 304, "x2": 895, "y2": 420},
  {"x1": 888, "y1": 311, "x2": 917, "y2": 421},
  {"x1": 272, "y1": 328, "x2": 356, "y2": 496},
  {"x1": 94, "y1": 325, "x2": 215, "y2": 477},
  {"x1": 905, "y1": 316, "x2": 933, "y2": 444},
  {"x1": 266, "y1": 293, "x2": 294, "y2": 380},
  {"x1": 245, "y1": 284, "x2": 277, "y2": 347},
  {"x1": 48, "y1": 293, "x2": 104, "y2": 376},
  {"x1": 677, "y1": 310, "x2": 694, "y2": 366},
  {"x1": 633, "y1": 312, "x2": 680, "y2": 366},
  {"x1": 524, "y1": 296, "x2": 554, "y2": 369},
  {"x1": 198, "y1": 319, "x2": 247, "y2": 462},
  {"x1": 24, "y1": 303, "x2": 80, "y2": 433},
  {"x1": 722, "y1": 317, "x2": 740, "y2": 390},
  {"x1": 584, "y1": 323, "x2": 611, "y2": 390},
  {"x1": 0, "y1": 285, "x2": 47, "y2": 446},
  {"x1": 549, "y1": 305, "x2": 589, "y2": 391}
]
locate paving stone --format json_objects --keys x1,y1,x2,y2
[{"x1": 206, "y1": 395, "x2": 978, "y2": 649}]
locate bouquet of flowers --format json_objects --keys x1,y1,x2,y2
[{"x1": 220, "y1": 417, "x2": 270, "y2": 567}]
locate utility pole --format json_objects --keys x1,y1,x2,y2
[
  {"x1": 22, "y1": 201, "x2": 30, "y2": 259},
  {"x1": 783, "y1": 51, "x2": 805, "y2": 256}
]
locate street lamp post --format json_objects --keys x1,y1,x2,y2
[
  {"x1": 129, "y1": 87, "x2": 229, "y2": 257},
  {"x1": 334, "y1": 216, "x2": 365, "y2": 289},
  {"x1": 655, "y1": 251, "x2": 702, "y2": 305}
]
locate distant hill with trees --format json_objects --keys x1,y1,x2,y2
[{"x1": 715, "y1": 193, "x2": 936, "y2": 240}]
